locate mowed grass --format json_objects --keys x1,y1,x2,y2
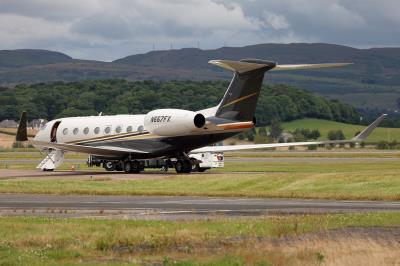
[
  {"x1": 0, "y1": 213, "x2": 399, "y2": 265},
  {"x1": 225, "y1": 151, "x2": 400, "y2": 158},
  {"x1": 1, "y1": 160, "x2": 400, "y2": 200},
  {"x1": 280, "y1": 118, "x2": 400, "y2": 142}
]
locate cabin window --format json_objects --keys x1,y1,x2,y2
[
  {"x1": 104, "y1": 126, "x2": 111, "y2": 134},
  {"x1": 83, "y1": 127, "x2": 89, "y2": 135},
  {"x1": 126, "y1": 126, "x2": 133, "y2": 133},
  {"x1": 62, "y1": 128, "x2": 68, "y2": 135},
  {"x1": 116, "y1": 126, "x2": 122, "y2": 134},
  {"x1": 73, "y1": 128, "x2": 79, "y2": 135},
  {"x1": 137, "y1": 125, "x2": 144, "y2": 132},
  {"x1": 94, "y1": 127, "x2": 100, "y2": 134}
]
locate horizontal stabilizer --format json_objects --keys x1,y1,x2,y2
[
  {"x1": 209, "y1": 59, "x2": 276, "y2": 74},
  {"x1": 271, "y1": 63, "x2": 352, "y2": 71}
]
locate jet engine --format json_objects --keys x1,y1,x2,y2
[{"x1": 144, "y1": 109, "x2": 206, "y2": 136}]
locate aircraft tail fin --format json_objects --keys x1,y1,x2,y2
[
  {"x1": 210, "y1": 59, "x2": 275, "y2": 122},
  {"x1": 209, "y1": 59, "x2": 352, "y2": 122},
  {"x1": 16, "y1": 111, "x2": 28, "y2": 142}
]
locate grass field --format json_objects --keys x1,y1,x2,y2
[
  {"x1": 280, "y1": 118, "x2": 400, "y2": 142},
  {"x1": 1, "y1": 159, "x2": 400, "y2": 200},
  {"x1": 0, "y1": 213, "x2": 399, "y2": 265},
  {"x1": 225, "y1": 150, "x2": 400, "y2": 158}
]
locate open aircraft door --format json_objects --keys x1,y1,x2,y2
[{"x1": 50, "y1": 121, "x2": 61, "y2": 142}]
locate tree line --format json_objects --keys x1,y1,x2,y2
[{"x1": 0, "y1": 79, "x2": 359, "y2": 125}]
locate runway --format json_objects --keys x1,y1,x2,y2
[{"x1": 0, "y1": 194, "x2": 399, "y2": 219}]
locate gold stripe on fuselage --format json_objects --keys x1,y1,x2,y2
[
  {"x1": 67, "y1": 131, "x2": 154, "y2": 144},
  {"x1": 221, "y1": 92, "x2": 258, "y2": 108}
]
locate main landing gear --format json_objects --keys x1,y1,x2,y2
[
  {"x1": 93, "y1": 157, "x2": 209, "y2": 174},
  {"x1": 174, "y1": 160, "x2": 192, "y2": 173},
  {"x1": 123, "y1": 160, "x2": 142, "y2": 173}
]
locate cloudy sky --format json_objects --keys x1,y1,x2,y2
[{"x1": 0, "y1": 0, "x2": 399, "y2": 61}]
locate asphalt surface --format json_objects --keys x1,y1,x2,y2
[{"x1": 0, "y1": 194, "x2": 399, "y2": 219}]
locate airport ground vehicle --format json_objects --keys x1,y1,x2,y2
[{"x1": 87, "y1": 151, "x2": 224, "y2": 173}]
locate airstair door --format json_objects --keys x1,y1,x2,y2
[{"x1": 50, "y1": 121, "x2": 61, "y2": 142}]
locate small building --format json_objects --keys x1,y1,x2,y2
[
  {"x1": 28, "y1": 119, "x2": 48, "y2": 130},
  {"x1": 0, "y1": 119, "x2": 18, "y2": 128},
  {"x1": 279, "y1": 132, "x2": 294, "y2": 143}
]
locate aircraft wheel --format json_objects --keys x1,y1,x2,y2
[
  {"x1": 124, "y1": 161, "x2": 141, "y2": 173},
  {"x1": 131, "y1": 161, "x2": 141, "y2": 173},
  {"x1": 191, "y1": 163, "x2": 200, "y2": 172},
  {"x1": 124, "y1": 161, "x2": 132, "y2": 173},
  {"x1": 175, "y1": 160, "x2": 184, "y2": 173},
  {"x1": 115, "y1": 162, "x2": 123, "y2": 171},
  {"x1": 175, "y1": 160, "x2": 192, "y2": 173},
  {"x1": 104, "y1": 161, "x2": 116, "y2": 171},
  {"x1": 190, "y1": 160, "x2": 200, "y2": 172}
]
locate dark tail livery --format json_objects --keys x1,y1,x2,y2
[{"x1": 211, "y1": 59, "x2": 276, "y2": 122}]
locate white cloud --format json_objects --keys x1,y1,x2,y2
[
  {"x1": 263, "y1": 11, "x2": 290, "y2": 30},
  {"x1": 0, "y1": 0, "x2": 399, "y2": 60}
]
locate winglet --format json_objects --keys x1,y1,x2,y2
[
  {"x1": 16, "y1": 111, "x2": 28, "y2": 141},
  {"x1": 352, "y1": 114, "x2": 387, "y2": 142}
]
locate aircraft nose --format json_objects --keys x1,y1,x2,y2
[{"x1": 32, "y1": 129, "x2": 48, "y2": 150}]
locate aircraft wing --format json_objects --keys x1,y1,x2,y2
[
  {"x1": 191, "y1": 114, "x2": 387, "y2": 153},
  {"x1": 29, "y1": 140, "x2": 149, "y2": 157}
]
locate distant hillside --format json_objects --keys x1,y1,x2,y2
[
  {"x1": 0, "y1": 49, "x2": 72, "y2": 68},
  {"x1": 0, "y1": 80, "x2": 358, "y2": 126},
  {"x1": 1, "y1": 43, "x2": 400, "y2": 111},
  {"x1": 282, "y1": 118, "x2": 399, "y2": 143}
]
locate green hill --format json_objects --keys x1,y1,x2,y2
[
  {"x1": 0, "y1": 49, "x2": 72, "y2": 68},
  {"x1": 1, "y1": 44, "x2": 400, "y2": 111},
  {"x1": 282, "y1": 118, "x2": 400, "y2": 143}
]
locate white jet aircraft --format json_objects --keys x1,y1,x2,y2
[{"x1": 16, "y1": 59, "x2": 386, "y2": 173}]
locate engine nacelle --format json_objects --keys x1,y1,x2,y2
[{"x1": 144, "y1": 109, "x2": 206, "y2": 136}]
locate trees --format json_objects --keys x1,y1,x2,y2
[
  {"x1": 327, "y1": 130, "x2": 345, "y2": 140},
  {"x1": 0, "y1": 80, "x2": 360, "y2": 126},
  {"x1": 269, "y1": 120, "x2": 283, "y2": 141},
  {"x1": 291, "y1": 128, "x2": 321, "y2": 141}
]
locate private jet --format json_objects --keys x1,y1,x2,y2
[{"x1": 16, "y1": 59, "x2": 386, "y2": 173}]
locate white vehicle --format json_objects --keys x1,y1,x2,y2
[
  {"x1": 189, "y1": 152, "x2": 224, "y2": 172},
  {"x1": 16, "y1": 59, "x2": 386, "y2": 173}
]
